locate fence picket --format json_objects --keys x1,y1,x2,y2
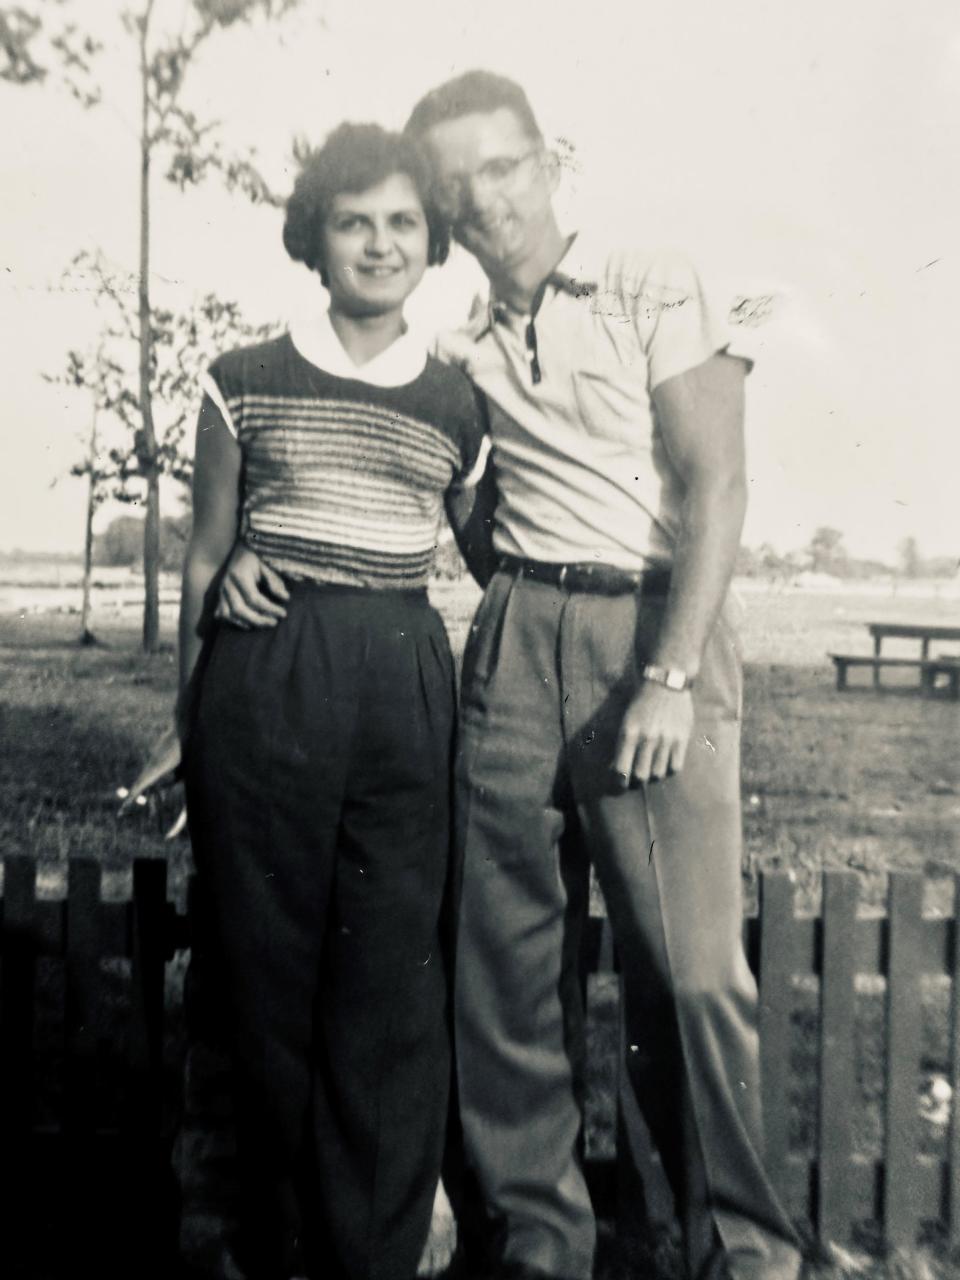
[
  {"x1": 128, "y1": 858, "x2": 168, "y2": 1083},
  {"x1": 1, "y1": 858, "x2": 37, "y2": 1128},
  {"x1": 125, "y1": 858, "x2": 177, "y2": 1274},
  {"x1": 816, "y1": 872, "x2": 859, "y2": 1242},
  {"x1": 883, "y1": 873, "x2": 924, "y2": 1245},
  {"x1": 949, "y1": 876, "x2": 960, "y2": 1248},
  {"x1": 1, "y1": 858, "x2": 38, "y2": 1253},
  {"x1": 757, "y1": 872, "x2": 795, "y2": 1212},
  {"x1": 62, "y1": 859, "x2": 105, "y2": 1263},
  {"x1": 63, "y1": 859, "x2": 103, "y2": 1137}
]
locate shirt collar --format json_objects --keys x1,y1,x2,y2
[
  {"x1": 290, "y1": 307, "x2": 427, "y2": 387},
  {"x1": 467, "y1": 232, "x2": 599, "y2": 343}
]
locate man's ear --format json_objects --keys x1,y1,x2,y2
[{"x1": 541, "y1": 149, "x2": 562, "y2": 194}]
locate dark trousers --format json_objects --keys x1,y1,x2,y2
[
  {"x1": 454, "y1": 571, "x2": 800, "y2": 1280},
  {"x1": 184, "y1": 584, "x2": 455, "y2": 1280}
]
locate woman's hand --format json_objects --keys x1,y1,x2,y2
[
  {"x1": 119, "y1": 723, "x2": 185, "y2": 838},
  {"x1": 215, "y1": 544, "x2": 289, "y2": 628}
]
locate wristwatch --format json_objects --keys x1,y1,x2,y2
[{"x1": 641, "y1": 663, "x2": 695, "y2": 692}]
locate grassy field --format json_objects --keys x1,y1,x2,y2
[
  {"x1": 4, "y1": 580, "x2": 956, "y2": 898},
  {"x1": 2, "y1": 582, "x2": 959, "y2": 1277}
]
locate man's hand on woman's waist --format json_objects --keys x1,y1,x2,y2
[{"x1": 215, "y1": 543, "x2": 289, "y2": 629}]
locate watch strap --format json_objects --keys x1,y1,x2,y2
[{"x1": 641, "y1": 663, "x2": 695, "y2": 692}]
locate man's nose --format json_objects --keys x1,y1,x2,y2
[{"x1": 462, "y1": 173, "x2": 496, "y2": 215}]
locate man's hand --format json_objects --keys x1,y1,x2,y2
[
  {"x1": 215, "y1": 544, "x2": 289, "y2": 628},
  {"x1": 612, "y1": 683, "x2": 694, "y2": 786}
]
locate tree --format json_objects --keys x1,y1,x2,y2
[
  {"x1": 44, "y1": 343, "x2": 116, "y2": 643},
  {"x1": 71, "y1": 349, "x2": 109, "y2": 644},
  {"x1": 3, "y1": 0, "x2": 302, "y2": 650},
  {"x1": 898, "y1": 536, "x2": 921, "y2": 579},
  {"x1": 57, "y1": 251, "x2": 278, "y2": 493},
  {"x1": 807, "y1": 526, "x2": 848, "y2": 576},
  {"x1": 49, "y1": 253, "x2": 277, "y2": 583},
  {"x1": 756, "y1": 542, "x2": 789, "y2": 580},
  {"x1": 95, "y1": 512, "x2": 191, "y2": 570}
]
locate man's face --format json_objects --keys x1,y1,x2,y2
[{"x1": 422, "y1": 107, "x2": 556, "y2": 278}]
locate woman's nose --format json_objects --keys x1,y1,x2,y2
[{"x1": 366, "y1": 221, "x2": 392, "y2": 254}]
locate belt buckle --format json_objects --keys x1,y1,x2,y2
[{"x1": 557, "y1": 564, "x2": 568, "y2": 589}]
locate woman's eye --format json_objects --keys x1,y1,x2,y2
[{"x1": 393, "y1": 213, "x2": 421, "y2": 229}]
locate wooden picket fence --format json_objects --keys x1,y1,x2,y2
[
  {"x1": 0, "y1": 857, "x2": 184, "y2": 1276},
  {"x1": 586, "y1": 869, "x2": 960, "y2": 1250},
  {"x1": 1, "y1": 856, "x2": 959, "y2": 1256}
]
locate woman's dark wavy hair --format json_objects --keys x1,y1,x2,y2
[{"x1": 282, "y1": 123, "x2": 450, "y2": 284}]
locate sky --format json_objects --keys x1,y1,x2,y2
[{"x1": 2, "y1": 0, "x2": 958, "y2": 563}]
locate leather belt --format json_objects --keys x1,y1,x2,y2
[{"x1": 498, "y1": 554, "x2": 670, "y2": 597}]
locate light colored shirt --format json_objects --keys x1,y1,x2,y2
[{"x1": 436, "y1": 236, "x2": 749, "y2": 570}]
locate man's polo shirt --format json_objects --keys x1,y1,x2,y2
[{"x1": 436, "y1": 236, "x2": 748, "y2": 571}]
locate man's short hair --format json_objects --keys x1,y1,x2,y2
[
  {"x1": 282, "y1": 122, "x2": 450, "y2": 283},
  {"x1": 405, "y1": 70, "x2": 542, "y2": 143}
]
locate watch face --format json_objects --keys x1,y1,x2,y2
[{"x1": 665, "y1": 669, "x2": 686, "y2": 691}]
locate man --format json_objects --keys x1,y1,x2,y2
[
  {"x1": 402, "y1": 71, "x2": 801, "y2": 1280},
  {"x1": 218, "y1": 71, "x2": 800, "y2": 1280}
]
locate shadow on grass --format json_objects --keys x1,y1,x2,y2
[{"x1": 0, "y1": 700, "x2": 189, "y2": 868}]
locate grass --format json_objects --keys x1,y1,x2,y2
[
  {"x1": 3, "y1": 583, "x2": 957, "y2": 890},
  {"x1": 2, "y1": 582, "x2": 960, "y2": 1277}
]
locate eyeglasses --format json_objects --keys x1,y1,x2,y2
[{"x1": 433, "y1": 148, "x2": 542, "y2": 217}]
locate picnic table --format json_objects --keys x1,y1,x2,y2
[{"x1": 829, "y1": 621, "x2": 960, "y2": 696}]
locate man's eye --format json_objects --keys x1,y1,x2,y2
[{"x1": 484, "y1": 157, "x2": 516, "y2": 181}]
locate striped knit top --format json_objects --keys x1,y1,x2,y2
[{"x1": 202, "y1": 313, "x2": 488, "y2": 590}]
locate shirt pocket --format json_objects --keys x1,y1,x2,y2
[{"x1": 570, "y1": 366, "x2": 651, "y2": 446}]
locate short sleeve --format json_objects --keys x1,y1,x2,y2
[
  {"x1": 201, "y1": 355, "x2": 241, "y2": 439},
  {"x1": 629, "y1": 250, "x2": 744, "y2": 391}
]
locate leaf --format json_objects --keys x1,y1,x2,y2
[{"x1": 0, "y1": 7, "x2": 46, "y2": 84}]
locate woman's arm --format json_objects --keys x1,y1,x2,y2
[
  {"x1": 177, "y1": 395, "x2": 244, "y2": 734},
  {"x1": 120, "y1": 397, "x2": 241, "y2": 813}
]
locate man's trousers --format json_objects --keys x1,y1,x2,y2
[
  {"x1": 184, "y1": 583, "x2": 455, "y2": 1280},
  {"x1": 454, "y1": 569, "x2": 800, "y2": 1280}
]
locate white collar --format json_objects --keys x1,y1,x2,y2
[
  {"x1": 290, "y1": 307, "x2": 428, "y2": 387},
  {"x1": 464, "y1": 230, "x2": 601, "y2": 340}
]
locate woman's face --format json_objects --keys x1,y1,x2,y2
[{"x1": 322, "y1": 172, "x2": 430, "y2": 319}]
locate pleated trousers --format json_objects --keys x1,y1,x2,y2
[
  {"x1": 454, "y1": 570, "x2": 800, "y2": 1280},
  {"x1": 184, "y1": 583, "x2": 455, "y2": 1280}
]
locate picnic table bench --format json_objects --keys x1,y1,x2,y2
[{"x1": 829, "y1": 621, "x2": 960, "y2": 697}]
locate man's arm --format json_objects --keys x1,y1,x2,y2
[
  {"x1": 214, "y1": 543, "x2": 290, "y2": 628},
  {"x1": 612, "y1": 351, "x2": 747, "y2": 784},
  {"x1": 444, "y1": 454, "x2": 499, "y2": 589}
]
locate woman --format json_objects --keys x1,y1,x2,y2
[{"x1": 132, "y1": 123, "x2": 490, "y2": 1280}]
